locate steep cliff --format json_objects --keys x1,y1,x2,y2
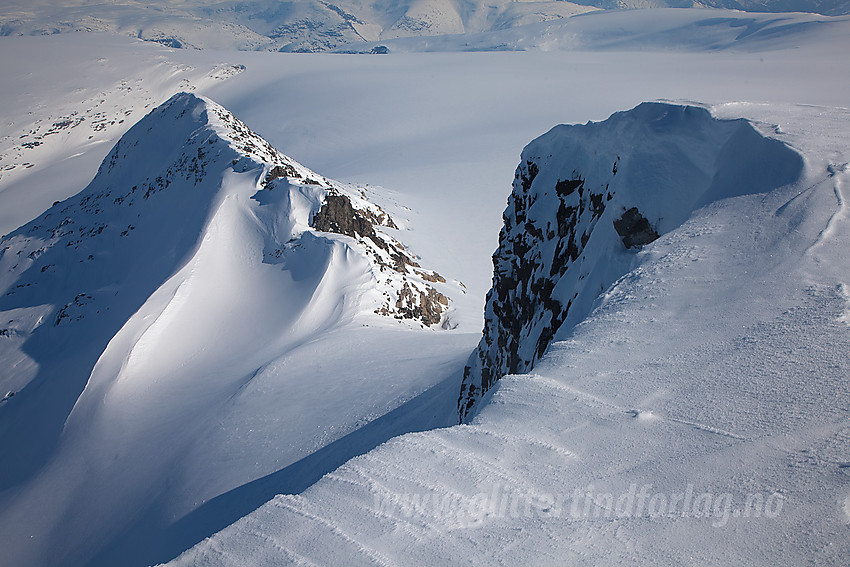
[{"x1": 458, "y1": 102, "x2": 803, "y2": 421}]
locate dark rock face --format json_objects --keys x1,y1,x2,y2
[
  {"x1": 309, "y1": 190, "x2": 449, "y2": 327},
  {"x1": 392, "y1": 282, "x2": 449, "y2": 326},
  {"x1": 258, "y1": 140, "x2": 448, "y2": 328},
  {"x1": 312, "y1": 194, "x2": 378, "y2": 242},
  {"x1": 457, "y1": 102, "x2": 804, "y2": 423},
  {"x1": 458, "y1": 158, "x2": 610, "y2": 421},
  {"x1": 265, "y1": 164, "x2": 300, "y2": 183},
  {"x1": 614, "y1": 207, "x2": 659, "y2": 248}
]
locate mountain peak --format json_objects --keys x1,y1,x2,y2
[
  {"x1": 0, "y1": 91, "x2": 459, "y2": 566},
  {"x1": 2, "y1": 92, "x2": 453, "y2": 339}
]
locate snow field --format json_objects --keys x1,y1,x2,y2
[{"x1": 170, "y1": 103, "x2": 850, "y2": 566}]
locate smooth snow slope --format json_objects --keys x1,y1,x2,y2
[
  {"x1": 169, "y1": 101, "x2": 850, "y2": 567},
  {"x1": 0, "y1": 92, "x2": 472, "y2": 567}
]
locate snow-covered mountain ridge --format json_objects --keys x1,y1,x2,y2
[
  {"x1": 0, "y1": 92, "x2": 451, "y2": 340},
  {"x1": 343, "y1": 8, "x2": 850, "y2": 53},
  {"x1": 0, "y1": 92, "x2": 463, "y2": 567},
  {"x1": 0, "y1": 37, "x2": 249, "y2": 238},
  {"x1": 3, "y1": 0, "x2": 848, "y2": 53},
  {"x1": 1, "y1": 6, "x2": 848, "y2": 563},
  {"x1": 166, "y1": 100, "x2": 850, "y2": 566},
  {"x1": 459, "y1": 102, "x2": 803, "y2": 420},
  {"x1": 0, "y1": 0, "x2": 598, "y2": 52}
]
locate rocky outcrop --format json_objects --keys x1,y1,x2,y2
[
  {"x1": 613, "y1": 207, "x2": 659, "y2": 248},
  {"x1": 458, "y1": 160, "x2": 614, "y2": 421},
  {"x1": 312, "y1": 193, "x2": 381, "y2": 239},
  {"x1": 207, "y1": 94, "x2": 451, "y2": 328},
  {"x1": 307, "y1": 189, "x2": 449, "y2": 326},
  {"x1": 0, "y1": 93, "x2": 452, "y2": 356},
  {"x1": 458, "y1": 102, "x2": 804, "y2": 422}
]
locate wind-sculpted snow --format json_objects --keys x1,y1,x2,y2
[
  {"x1": 0, "y1": 92, "x2": 461, "y2": 567},
  {"x1": 458, "y1": 102, "x2": 803, "y2": 421},
  {"x1": 165, "y1": 102, "x2": 850, "y2": 566}
]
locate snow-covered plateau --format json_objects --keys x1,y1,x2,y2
[{"x1": 0, "y1": 6, "x2": 849, "y2": 567}]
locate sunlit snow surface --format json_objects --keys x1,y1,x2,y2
[
  {"x1": 0, "y1": 7, "x2": 848, "y2": 567},
  {"x1": 168, "y1": 101, "x2": 850, "y2": 566}
]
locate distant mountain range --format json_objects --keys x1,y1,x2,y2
[{"x1": 1, "y1": 0, "x2": 847, "y2": 52}]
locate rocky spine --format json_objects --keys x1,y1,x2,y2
[{"x1": 458, "y1": 103, "x2": 803, "y2": 422}]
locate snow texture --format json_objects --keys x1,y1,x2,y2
[
  {"x1": 459, "y1": 102, "x2": 804, "y2": 420},
  {"x1": 0, "y1": 6, "x2": 848, "y2": 566},
  {"x1": 168, "y1": 101, "x2": 850, "y2": 567},
  {"x1": 0, "y1": 92, "x2": 465, "y2": 567}
]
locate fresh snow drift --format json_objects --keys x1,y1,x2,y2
[
  {"x1": 168, "y1": 102, "x2": 850, "y2": 565},
  {"x1": 0, "y1": 92, "x2": 470, "y2": 567}
]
